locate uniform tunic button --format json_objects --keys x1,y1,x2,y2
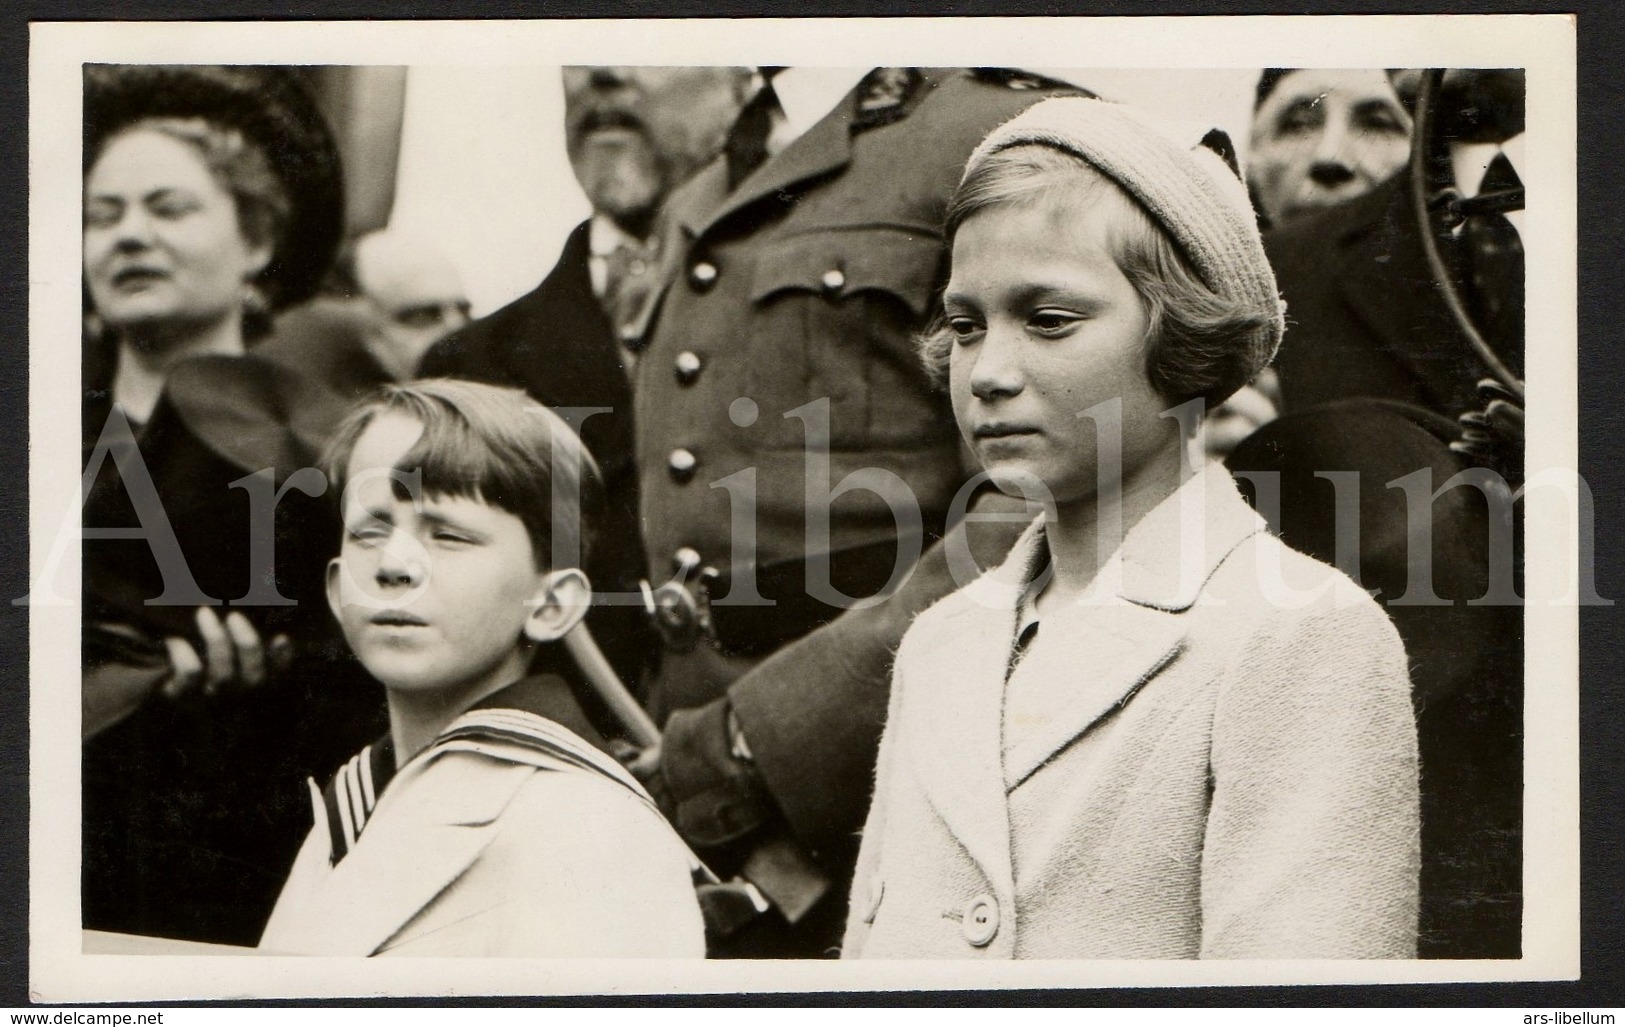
[
  {"x1": 961, "y1": 894, "x2": 1000, "y2": 947},
  {"x1": 674, "y1": 351, "x2": 703, "y2": 385},
  {"x1": 821, "y1": 268, "x2": 846, "y2": 293},
  {"x1": 690, "y1": 260, "x2": 719, "y2": 291},
  {"x1": 668, "y1": 448, "x2": 698, "y2": 483}
]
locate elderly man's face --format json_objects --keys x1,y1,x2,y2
[
  {"x1": 354, "y1": 232, "x2": 472, "y2": 381},
  {"x1": 1248, "y1": 69, "x2": 1413, "y2": 227},
  {"x1": 562, "y1": 66, "x2": 751, "y2": 236}
]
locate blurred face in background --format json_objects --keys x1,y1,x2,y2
[
  {"x1": 84, "y1": 127, "x2": 271, "y2": 342},
  {"x1": 353, "y1": 230, "x2": 473, "y2": 381},
  {"x1": 1247, "y1": 69, "x2": 1412, "y2": 227},
  {"x1": 562, "y1": 66, "x2": 752, "y2": 237}
]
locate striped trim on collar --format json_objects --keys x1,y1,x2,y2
[{"x1": 311, "y1": 735, "x2": 396, "y2": 866}]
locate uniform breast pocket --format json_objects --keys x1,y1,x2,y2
[{"x1": 748, "y1": 227, "x2": 944, "y2": 450}]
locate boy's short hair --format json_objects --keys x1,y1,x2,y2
[
  {"x1": 922, "y1": 97, "x2": 1285, "y2": 410},
  {"x1": 324, "y1": 379, "x2": 604, "y2": 570}
]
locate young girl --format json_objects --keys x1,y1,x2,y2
[{"x1": 843, "y1": 97, "x2": 1419, "y2": 960}]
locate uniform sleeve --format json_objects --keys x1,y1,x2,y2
[
  {"x1": 1200, "y1": 584, "x2": 1420, "y2": 958},
  {"x1": 479, "y1": 772, "x2": 706, "y2": 958},
  {"x1": 728, "y1": 492, "x2": 1031, "y2": 851}
]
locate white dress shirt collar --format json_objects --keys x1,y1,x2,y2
[
  {"x1": 764, "y1": 67, "x2": 872, "y2": 155},
  {"x1": 1451, "y1": 132, "x2": 1526, "y2": 235},
  {"x1": 588, "y1": 212, "x2": 644, "y2": 260},
  {"x1": 586, "y1": 213, "x2": 650, "y2": 298}
]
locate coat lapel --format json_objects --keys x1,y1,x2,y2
[
  {"x1": 1002, "y1": 466, "x2": 1266, "y2": 788},
  {"x1": 905, "y1": 594, "x2": 1020, "y2": 893},
  {"x1": 901, "y1": 522, "x2": 1045, "y2": 892},
  {"x1": 1001, "y1": 600, "x2": 1186, "y2": 789},
  {"x1": 683, "y1": 90, "x2": 855, "y2": 241},
  {"x1": 634, "y1": 95, "x2": 856, "y2": 361},
  {"x1": 297, "y1": 751, "x2": 533, "y2": 955}
]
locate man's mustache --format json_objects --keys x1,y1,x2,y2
[{"x1": 570, "y1": 107, "x2": 646, "y2": 141}]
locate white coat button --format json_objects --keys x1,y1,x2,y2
[
  {"x1": 961, "y1": 894, "x2": 999, "y2": 947},
  {"x1": 820, "y1": 268, "x2": 845, "y2": 293},
  {"x1": 668, "y1": 448, "x2": 698, "y2": 483},
  {"x1": 690, "y1": 260, "x2": 719, "y2": 290}
]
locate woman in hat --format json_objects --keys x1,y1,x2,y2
[{"x1": 79, "y1": 65, "x2": 384, "y2": 946}]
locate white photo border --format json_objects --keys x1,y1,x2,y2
[{"x1": 27, "y1": 14, "x2": 1579, "y2": 1002}]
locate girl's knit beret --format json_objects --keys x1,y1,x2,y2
[{"x1": 963, "y1": 96, "x2": 1286, "y2": 366}]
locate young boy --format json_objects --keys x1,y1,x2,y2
[{"x1": 258, "y1": 379, "x2": 704, "y2": 957}]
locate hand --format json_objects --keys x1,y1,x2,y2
[
  {"x1": 1483, "y1": 397, "x2": 1524, "y2": 444},
  {"x1": 159, "y1": 607, "x2": 292, "y2": 701},
  {"x1": 610, "y1": 738, "x2": 673, "y2": 815},
  {"x1": 1451, "y1": 377, "x2": 1524, "y2": 476},
  {"x1": 621, "y1": 740, "x2": 664, "y2": 782},
  {"x1": 83, "y1": 609, "x2": 292, "y2": 739},
  {"x1": 660, "y1": 702, "x2": 773, "y2": 857}
]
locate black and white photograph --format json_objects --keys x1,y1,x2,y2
[{"x1": 24, "y1": 13, "x2": 1581, "y2": 1002}]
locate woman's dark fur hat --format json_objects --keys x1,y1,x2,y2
[{"x1": 84, "y1": 64, "x2": 345, "y2": 311}]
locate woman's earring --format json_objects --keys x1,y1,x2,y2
[{"x1": 241, "y1": 280, "x2": 272, "y2": 339}]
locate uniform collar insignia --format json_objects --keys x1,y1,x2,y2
[
  {"x1": 851, "y1": 68, "x2": 922, "y2": 132},
  {"x1": 970, "y1": 67, "x2": 1085, "y2": 94}
]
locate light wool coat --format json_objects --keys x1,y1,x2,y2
[
  {"x1": 259, "y1": 709, "x2": 705, "y2": 958},
  {"x1": 844, "y1": 465, "x2": 1420, "y2": 959}
]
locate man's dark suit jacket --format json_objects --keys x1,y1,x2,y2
[
  {"x1": 418, "y1": 221, "x2": 654, "y2": 694},
  {"x1": 1266, "y1": 171, "x2": 1514, "y2": 421}
]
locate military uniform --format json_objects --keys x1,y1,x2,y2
[{"x1": 631, "y1": 68, "x2": 1079, "y2": 955}]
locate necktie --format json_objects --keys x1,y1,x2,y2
[
  {"x1": 601, "y1": 238, "x2": 658, "y2": 351},
  {"x1": 1459, "y1": 152, "x2": 1525, "y2": 377},
  {"x1": 725, "y1": 70, "x2": 783, "y2": 190}
]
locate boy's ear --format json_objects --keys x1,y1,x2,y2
[
  {"x1": 523, "y1": 568, "x2": 591, "y2": 644},
  {"x1": 324, "y1": 558, "x2": 345, "y2": 623}
]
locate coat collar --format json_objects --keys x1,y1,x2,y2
[
  {"x1": 958, "y1": 462, "x2": 1266, "y2": 614},
  {"x1": 901, "y1": 585, "x2": 1018, "y2": 892},
  {"x1": 1114, "y1": 461, "x2": 1269, "y2": 611},
  {"x1": 286, "y1": 743, "x2": 534, "y2": 955},
  {"x1": 903, "y1": 464, "x2": 1266, "y2": 887},
  {"x1": 679, "y1": 77, "x2": 859, "y2": 241},
  {"x1": 284, "y1": 675, "x2": 617, "y2": 955},
  {"x1": 770, "y1": 67, "x2": 871, "y2": 146},
  {"x1": 626, "y1": 94, "x2": 859, "y2": 347}
]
